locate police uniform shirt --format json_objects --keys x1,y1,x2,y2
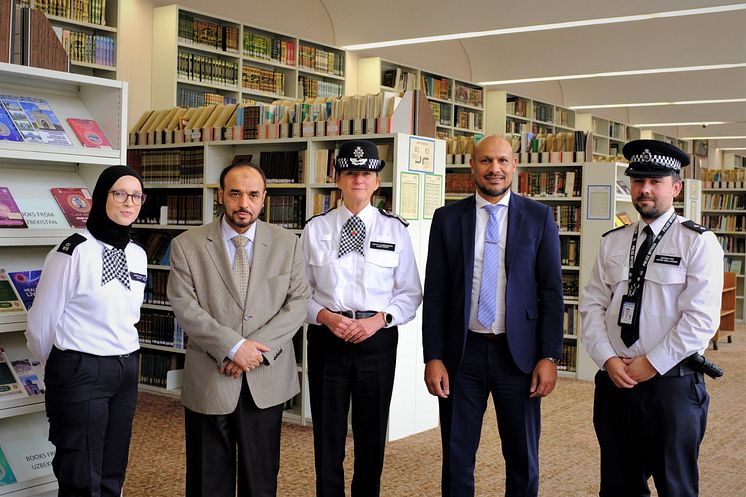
[
  {"x1": 468, "y1": 190, "x2": 510, "y2": 334},
  {"x1": 580, "y1": 208, "x2": 724, "y2": 374},
  {"x1": 26, "y1": 230, "x2": 147, "y2": 362},
  {"x1": 301, "y1": 203, "x2": 422, "y2": 327}
]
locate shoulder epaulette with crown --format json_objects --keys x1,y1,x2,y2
[{"x1": 379, "y1": 208, "x2": 409, "y2": 227}]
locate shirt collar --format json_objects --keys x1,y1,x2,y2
[
  {"x1": 638, "y1": 207, "x2": 676, "y2": 237},
  {"x1": 221, "y1": 215, "x2": 257, "y2": 244},
  {"x1": 340, "y1": 203, "x2": 376, "y2": 226},
  {"x1": 475, "y1": 189, "x2": 511, "y2": 210}
]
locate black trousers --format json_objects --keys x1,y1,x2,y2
[
  {"x1": 439, "y1": 332, "x2": 541, "y2": 497},
  {"x1": 44, "y1": 347, "x2": 139, "y2": 497},
  {"x1": 307, "y1": 323, "x2": 398, "y2": 497},
  {"x1": 593, "y1": 370, "x2": 709, "y2": 497},
  {"x1": 184, "y1": 379, "x2": 284, "y2": 497}
]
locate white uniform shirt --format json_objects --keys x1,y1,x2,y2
[
  {"x1": 468, "y1": 190, "x2": 510, "y2": 334},
  {"x1": 580, "y1": 208, "x2": 724, "y2": 374},
  {"x1": 301, "y1": 203, "x2": 422, "y2": 327},
  {"x1": 26, "y1": 230, "x2": 147, "y2": 362}
]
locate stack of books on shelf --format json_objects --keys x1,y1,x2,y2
[
  {"x1": 297, "y1": 44, "x2": 343, "y2": 76},
  {"x1": 127, "y1": 148, "x2": 205, "y2": 185},
  {"x1": 139, "y1": 350, "x2": 180, "y2": 389},
  {"x1": 243, "y1": 31, "x2": 295, "y2": 65},
  {"x1": 136, "y1": 310, "x2": 186, "y2": 350},
  {"x1": 177, "y1": 51, "x2": 239, "y2": 88},
  {"x1": 262, "y1": 195, "x2": 304, "y2": 229},
  {"x1": 241, "y1": 65, "x2": 285, "y2": 95},
  {"x1": 563, "y1": 304, "x2": 578, "y2": 335},
  {"x1": 177, "y1": 10, "x2": 239, "y2": 53},
  {"x1": 562, "y1": 273, "x2": 579, "y2": 299},
  {"x1": 59, "y1": 30, "x2": 115, "y2": 67},
  {"x1": 701, "y1": 169, "x2": 745, "y2": 189},
  {"x1": 258, "y1": 150, "x2": 304, "y2": 183},
  {"x1": 703, "y1": 192, "x2": 746, "y2": 210},
  {"x1": 454, "y1": 84, "x2": 483, "y2": 108},
  {"x1": 130, "y1": 230, "x2": 175, "y2": 266},
  {"x1": 382, "y1": 67, "x2": 418, "y2": 91},
  {"x1": 421, "y1": 74, "x2": 450, "y2": 100},
  {"x1": 551, "y1": 205, "x2": 581, "y2": 232},
  {"x1": 177, "y1": 87, "x2": 237, "y2": 108},
  {"x1": 35, "y1": 0, "x2": 108, "y2": 26},
  {"x1": 444, "y1": 135, "x2": 475, "y2": 165},
  {"x1": 298, "y1": 75, "x2": 342, "y2": 99},
  {"x1": 516, "y1": 169, "x2": 580, "y2": 197},
  {"x1": 135, "y1": 191, "x2": 202, "y2": 226},
  {"x1": 560, "y1": 238, "x2": 579, "y2": 266},
  {"x1": 508, "y1": 131, "x2": 588, "y2": 163},
  {"x1": 559, "y1": 341, "x2": 577, "y2": 372},
  {"x1": 144, "y1": 268, "x2": 169, "y2": 305}
]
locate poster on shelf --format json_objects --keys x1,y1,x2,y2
[
  {"x1": 0, "y1": 95, "x2": 72, "y2": 146},
  {"x1": 0, "y1": 187, "x2": 28, "y2": 228}
]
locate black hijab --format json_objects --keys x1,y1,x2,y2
[{"x1": 86, "y1": 165, "x2": 143, "y2": 249}]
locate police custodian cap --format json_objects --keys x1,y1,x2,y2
[
  {"x1": 622, "y1": 139, "x2": 690, "y2": 178},
  {"x1": 334, "y1": 140, "x2": 385, "y2": 172}
]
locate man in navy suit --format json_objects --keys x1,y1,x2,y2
[{"x1": 423, "y1": 135, "x2": 564, "y2": 497}]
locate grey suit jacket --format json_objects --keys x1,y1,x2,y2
[{"x1": 167, "y1": 217, "x2": 311, "y2": 414}]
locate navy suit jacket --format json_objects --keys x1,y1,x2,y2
[{"x1": 423, "y1": 193, "x2": 564, "y2": 375}]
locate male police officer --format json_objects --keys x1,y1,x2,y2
[{"x1": 580, "y1": 140, "x2": 723, "y2": 497}]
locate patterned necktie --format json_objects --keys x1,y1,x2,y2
[
  {"x1": 621, "y1": 225, "x2": 654, "y2": 347},
  {"x1": 102, "y1": 247, "x2": 130, "y2": 290},
  {"x1": 477, "y1": 203, "x2": 504, "y2": 329},
  {"x1": 232, "y1": 235, "x2": 250, "y2": 299},
  {"x1": 338, "y1": 215, "x2": 366, "y2": 258}
]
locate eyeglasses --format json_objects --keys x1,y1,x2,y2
[{"x1": 109, "y1": 190, "x2": 147, "y2": 205}]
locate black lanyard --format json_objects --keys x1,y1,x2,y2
[{"x1": 626, "y1": 212, "x2": 677, "y2": 296}]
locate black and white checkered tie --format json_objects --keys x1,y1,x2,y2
[
  {"x1": 102, "y1": 246, "x2": 130, "y2": 290},
  {"x1": 338, "y1": 215, "x2": 366, "y2": 258}
]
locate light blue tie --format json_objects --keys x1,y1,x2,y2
[{"x1": 477, "y1": 203, "x2": 504, "y2": 329}]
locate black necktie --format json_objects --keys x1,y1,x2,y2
[{"x1": 621, "y1": 225, "x2": 654, "y2": 347}]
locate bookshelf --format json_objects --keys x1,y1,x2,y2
[
  {"x1": 701, "y1": 168, "x2": 745, "y2": 322},
  {"x1": 32, "y1": 0, "x2": 119, "y2": 78},
  {"x1": 0, "y1": 62, "x2": 127, "y2": 497},
  {"x1": 485, "y1": 90, "x2": 576, "y2": 139},
  {"x1": 151, "y1": 5, "x2": 345, "y2": 109},
  {"x1": 712, "y1": 272, "x2": 737, "y2": 349},
  {"x1": 127, "y1": 132, "x2": 443, "y2": 440},
  {"x1": 639, "y1": 129, "x2": 691, "y2": 156},
  {"x1": 357, "y1": 57, "x2": 485, "y2": 140},
  {"x1": 575, "y1": 113, "x2": 641, "y2": 160}
]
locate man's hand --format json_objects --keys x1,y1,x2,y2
[
  {"x1": 229, "y1": 340, "x2": 270, "y2": 373},
  {"x1": 604, "y1": 356, "x2": 638, "y2": 388},
  {"x1": 529, "y1": 358, "x2": 558, "y2": 398},
  {"x1": 342, "y1": 314, "x2": 386, "y2": 344},
  {"x1": 316, "y1": 309, "x2": 354, "y2": 340},
  {"x1": 220, "y1": 360, "x2": 243, "y2": 379},
  {"x1": 424, "y1": 360, "x2": 450, "y2": 398},
  {"x1": 624, "y1": 356, "x2": 657, "y2": 383}
]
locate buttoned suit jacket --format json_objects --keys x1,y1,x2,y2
[
  {"x1": 422, "y1": 193, "x2": 564, "y2": 375},
  {"x1": 167, "y1": 217, "x2": 311, "y2": 414}
]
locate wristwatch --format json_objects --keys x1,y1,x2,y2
[
  {"x1": 544, "y1": 357, "x2": 560, "y2": 366},
  {"x1": 381, "y1": 311, "x2": 394, "y2": 326}
]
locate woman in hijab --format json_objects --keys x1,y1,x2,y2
[{"x1": 26, "y1": 165, "x2": 147, "y2": 497}]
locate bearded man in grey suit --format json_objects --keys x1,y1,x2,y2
[{"x1": 167, "y1": 161, "x2": 311, "y2": 497}]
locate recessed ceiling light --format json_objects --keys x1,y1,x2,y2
[
  {"x1": 716, "y1": 147, "x2": 746, "y2": 151},
  {"x1": 570, "y1": 98, "x2": 746, "y2": 110},
  {"x1": 681, "y1": 135, "x2": 746, "y2": 140},
  {"x1": 635, "y1": 121, "x2": 728, "y2": 127},
  {"x1": 479, "y1": 63, "x2": 746, "y2": 85},
  {"x1": 343, "y1": 4, "x2": 746, "y2": 50}
]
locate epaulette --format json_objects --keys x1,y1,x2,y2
[
  {"x1": 681, "y1": 220, "x2": 709, "y2": 234},
  {"x1": 57, "y1": 233, "x2": 87, "y2": 255},
  {"x1": 379, "y1": 208, "x2": 409, "y2": 227},
  {"x1": 602, "y1": 223, "x2": 632, "y2": 237},
  {"x1": 305, "y1": 207, "x2": 336, "y2": 224}
]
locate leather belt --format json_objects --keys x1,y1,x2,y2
[
  {"x1": 468, "y1": 330, "x2": 505, "y2": 341},
  {"x1": 659, "y1": 359, "x2": 697, "y2": 378},
  {"x1": 331, "y1": 310, "x2": 379, "y2": 319}
]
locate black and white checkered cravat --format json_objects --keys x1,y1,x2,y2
[
  {"x1": 338, "y1": 215, "x2": 366, "y2": 258},
  {"x1": 102, "y1": 246, "x2": 130, "y2": 290}
]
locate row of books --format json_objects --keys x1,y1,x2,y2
[
  {"x1": 517, "y1": 170, "x2": 580, "y2": 197},
  {"x1": 127, "y1": 148, "x2": 205, "y2": 185},
  {"x1": 563, "y1": 304, "x2": 578, "y2": 336},
  {"x1": 506, "y1": 97, "x2": 530, "y2": 118},
  {"x1": 298, "y1": 75, "x2": 343, "y2": 99},
  {"x1": 550, "y1": 205, "x2": 582, "y2": 232},
  {"x1": 177, "y1": 50, "x2": 240, "y2": 88},
  {"x1": 35, "y1": 0, "x2": 107, "y2": 26},
  {"x1": 243, "y1": 32, "x2": 295, "y2": 66},
  {"x1": 560, "y1": 238, "x2": 580, "y2": 267},
  {"x1": 143, "y1": 268, "x2": 169, "y2": 306},
  {"x1": 702, "y1": 214, "x2": 745, "y2": 232},
  {"x1": 0, "y1": 346, "x2": 45, "y2": 400},
  {"x1": 136, "y1": 310, "x2": 186, "y2": 350},
  {"x1": 258, "y1": 150, "x2": 304, "y2": 183},
  {"x1": 312, "y1": 191, "x2": 341, "y2": 216},
  {"x1": 422, "y1": 75, "x2": 450, "y2": 100},
  {"x1": 558, "y1": 341, "x2": 578, "y2": 372},
  {"x1": 532, "y1": 101, "x2": 554, "y2": 124},
  {"x1": 138, "y1": 351, "x2": 181, "y2": 389},
  {"x1": 383, "y1": 68, "x2": 419, "y2": 91},
  {"x1": 454, "y1": 85, "x2": 483, "y2": 108},
  {"x1": 703, "y1": 193, "x2": 746, "y2": 211},
  {"x1": 242, "y1": 65, "x2": 286, "y2": 96},
  {"x1": 608, "y1": 122, "x2": 629, "y2": 141},
  {"x1": 0, "y1": 186, "x2": 91, "y2": 229},
  {"x1": 724, "y1": 257, "x2": 743, "y2": 275},
  {"x1": 445, "y1": 171, "x2": 475, "y2": 195},
  {"x1": 61, "y1": 30, "x2": 114, "y2": 67},
  {"x1": 136, "y1": 192, "x2": 203, "y2": 226},
  {"x1": 297, "y1": 44, "x2": 343, "y2": 76},
  {"x1": 262, "y1": 195, "x2": 304, "y2": 229},
  {"x1": 509, "y1": 131, "x2": 587, "y2": 154},
  {"x1": 177, "y1": 11, "x2": 239, "y2": 54},
  {"x1": 0, "y1": 95, "x2": 110, "y2": 148},
  {"x1": 176, "y1": 87, "x2": 237, "y2": 109},
  {"x1": 700, "y1": 169, "x2": 745, "y2": 188},
  {"x1": 716, "y1": 234, "x2": 746, "y2": 253},
  {"x1": 455, "y1": 108, "x2": 482, "y2": 131},
  {"x1": 429, "y1": 101, "x2": 452, "y2": 126},
  {"x1": 562, "y1": 273, "x2": 579, "y2": 299},
  {"x1": 130, "y1": 230, "x2": 174, "y2": 266}
]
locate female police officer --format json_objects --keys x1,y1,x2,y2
[
  {"x1": 301, "y1": 140, "x2": 422, "y2": 497},
  {"x1": 26, "y1": 165, "x2": 147, "y2": 497}
]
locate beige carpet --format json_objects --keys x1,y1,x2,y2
[{"x1": 125, "y1": 327, "x2": 746, "y2": 496}]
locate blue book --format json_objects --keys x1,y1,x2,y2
[
  {"x1": 0, "y1": 108, "x2": 22, "y2": 142},
  {"x1": 8, "y1": 270, "x2": 42, "y2": 311}
]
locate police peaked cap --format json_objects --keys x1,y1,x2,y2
[
  {"x1": 334, "y1": 140, "x2": 385, "y2": 172},
  {"x1": 622, "y1": 139, "x2": 690, "y2": 178}
]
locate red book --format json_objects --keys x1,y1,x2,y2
[
  {"x1": 50, "y1": 187, "x2": 92, "y2": 229},
  {"x1": 67, "y1": 118, "x2": 112, "y2": 149}
]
